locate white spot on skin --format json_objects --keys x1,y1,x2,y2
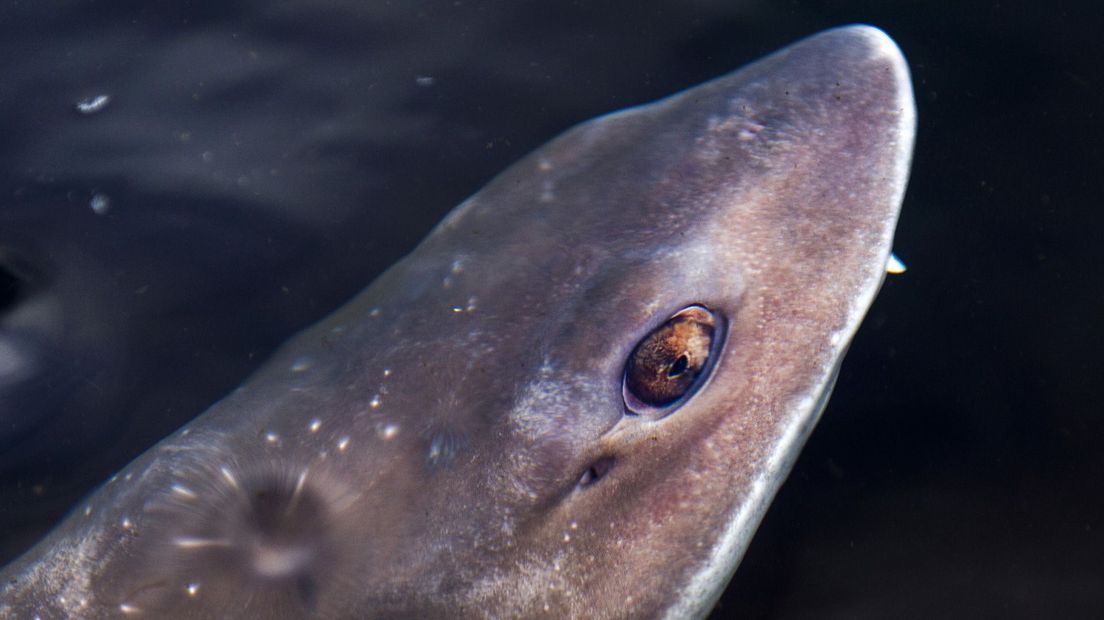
[
  {"x1": 265, "y1": 432, "x2": 279, "y2": 444},
  {"x1": 290, "y1": 357, "x2": 312, "y2": 372},
  {"x1": 171, "y1": 484, "x2": 197, "y2": 499},
  {"x1": 706, "y1": 111, "x2": 764, "y2": 142},
  {"x1": 738, "y1": 121, "x2": 765, "y2": 140},
  {"x1": 174, "y1": 537, "x2": 232, "y2": 549},
  {"x1": 381, "y1": 424, "x2": 399, "y2": 440},
  {"x1": 220, "y1": 467, "x2": 240, "y2": 490},
  {"x1": 538, "y1": 158, "x2": 553, "y2": 172},
  {"x1": 309, "y1": 418, "x2": 322, "y2": 433},
  {"x1": 337, "y1": 436, "x2": 350, "y2": 451},
  {"x1": 292, "y1": 469, "x2": 309, "y2": 504},
  {"x1": 83, "y1": 506, "x2": 92, "y2": 516},
  {"x1": 382, "y1": 368, "x2": 392, "y2": 378},
  {"x1": 447, "y1": 297, "x2": 478, "y2": 313},
  {"x1": 370, "y1": 395, "x2": 382, "y2": 409},
  {"x1": 369, "y1": 307, "x2": 381, "y2": 317},
  {"x1": 186, "y1": 583, "x2": 200, "y2": 597},
  {"x1": 121, "y1": 517, "x2": 132, "y2": 530},
  {"x1": 119, "y1": 603, "x2": 140, "y2": 614}
]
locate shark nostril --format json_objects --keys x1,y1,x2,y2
[{"x1": 577, "y1": 457, "x2": 615, "y2": 488}]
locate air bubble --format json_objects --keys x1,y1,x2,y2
[
  {"x1": 75, "y1": 94, "x2": 111, "y2": 114},
  {"x1": 90, "y1": 192, "x2": 110, "y2": 215}
]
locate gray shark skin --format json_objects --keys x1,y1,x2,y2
[{"x1": 0, "y1": 25, "x2": 915, "y2": 619}]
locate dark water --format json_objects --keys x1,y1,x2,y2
[{"x1": 0, "y1": 1, "x2": 1100, "y2": 617}]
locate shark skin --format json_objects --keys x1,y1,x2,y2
[{"x1": 0, "y1": 24, "x2": 915, "y2": 619}]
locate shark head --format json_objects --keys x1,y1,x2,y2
[{"x1": 0, "y1": 24, "x2": 914, "y2": 619}]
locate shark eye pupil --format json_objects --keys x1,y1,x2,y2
[
  {"x1": 668, "y1": 355, "x2": 689, "y2": 378},
  {"x1": 623, "y1": 305, "x2": 719, "y2": 411}
]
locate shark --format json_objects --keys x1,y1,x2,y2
[{"x1": 0, "y1": 24, "x2": 915, "y2": 619}]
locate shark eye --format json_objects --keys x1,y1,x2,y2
[{"x1": 623, "y1": 305, "x2": 720, "y2": 413}]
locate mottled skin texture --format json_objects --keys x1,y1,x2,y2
[{"x1": 0, "y1": 26, "x2": 915, "y2": 619}]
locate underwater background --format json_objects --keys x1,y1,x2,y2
[{"x1": 0, "y1": 1, "x2": 1100, "y2": 617}]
